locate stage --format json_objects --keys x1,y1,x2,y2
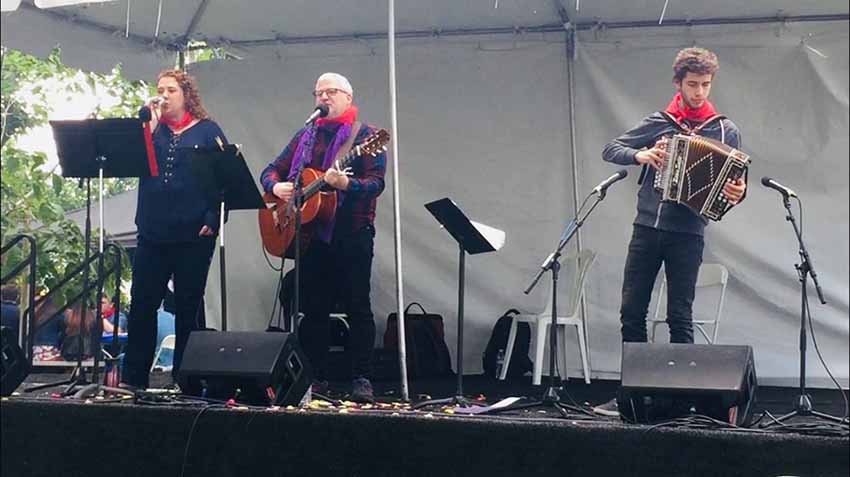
[{"x1": 2, "y1": 371, "x2": 847, "y2": 477}]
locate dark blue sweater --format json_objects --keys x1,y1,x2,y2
[
  {"x1": 135, "y1": 119, "x2": 227, "y2": 243},
  {"x1": 602, "y1": 112, "x2": 742, "y2": 236}
]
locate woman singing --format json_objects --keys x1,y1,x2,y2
[{"x1": 121, "y1": 70, "x2": 226, "y2": 389}]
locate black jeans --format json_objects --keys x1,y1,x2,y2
[
  {"x1": 297, "y1": 225, "x2": 376, "y2": 381},
  {"x1": 619, "y1": 224, "x2": 704, "y2": 344},
  {"x1": 122, "y1": 236, "x2": 215, "y2": 387}
]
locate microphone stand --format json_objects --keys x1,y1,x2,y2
[
  {"x1": 287, "y1": 122, "x2": 337, "y2": 403},
  {"x1": 762, "y1": 194, "x2": 846, "y2": 427},
  {"x1": 487, "y1": 187, "x2": 608, "y2": 417},
  {"x1": 290, "y1": 154, "x2": 307, "y2": 338},
  {"x1": 288, "y1": 111, "x2": 326, "y2": 337},
  {"x1": 281, "y1": 110, "x2": 328, "y2": 339}
]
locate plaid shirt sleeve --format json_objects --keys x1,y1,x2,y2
[
  {"x1": 260, "y1": 130, "x2": 304, "y2": 193},
  {"x1": 346, "y1": 125, "x2": 386, "y2": 197}
]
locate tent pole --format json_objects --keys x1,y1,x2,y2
[
  {"x1": 388, "y1": 0, "x2": 410, "y2": 402},
  {"x1": 565, "y1": 24, "x2": 592, "y2": 374}
]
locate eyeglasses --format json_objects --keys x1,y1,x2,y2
[{"x1": 312, "y1": 88, "x2": 348, "y2": 98}]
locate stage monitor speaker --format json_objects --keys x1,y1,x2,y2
[
  {"x1": 1, "y1": 326, "x2": 29, "y2": 396},
  {"x1": 618, "y1": 342, "x2": 757, "y2": 426},
  {"x1": 177, "y1": 330, "x2": 312, "y2": 406}
]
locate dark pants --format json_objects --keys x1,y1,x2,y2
[
  {"x1": 620, "y1": 224, "x2": 704, "y2": 344},
  {"x1": 122, "y1": 236, "x2": 215, "y2": 387},
  {"x1": 297, "y1": 225, "x2": 376, "y2": 381}
]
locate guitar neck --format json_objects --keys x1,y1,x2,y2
[{"x1": 301, "y1": 149, "x2": 356, "y2": 198}]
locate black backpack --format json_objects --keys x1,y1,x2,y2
[
  {"x1": 483, "y1": 309, "x2": 533, "y2": 379},
  {"x1": 384, "y1": 303, "x2": 454, "y2": 378}
]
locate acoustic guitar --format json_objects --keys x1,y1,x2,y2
[{"x1": 258, "y1": 128, "x2": 390, "y2": 257}]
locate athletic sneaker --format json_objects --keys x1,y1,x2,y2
[
  {"x1": 592, "y1": 398, "x2": 619, "y2": 417},
  {"x1": 350, "y1": 377, "x2": 375, "y2": 404}
]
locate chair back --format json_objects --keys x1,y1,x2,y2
[
  {"x1": 654, "y1": 263, "x2": 729, "y2": 343},
  {"x1": 160, "y1": 334, "x2": 176, "y2": 350},
  {"x1": 541, "y1": 248, "x2": 597, "y2": 318},
  {"x1": 151, "y1": 334, "x2": 177, "y2": 372}
]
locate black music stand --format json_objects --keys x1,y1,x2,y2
[
  {"x1": 188, "y1": 144, "x2": 265, "y2": 332},
  {"x1": 44, "y1": 119, "x2": 155, "y2": 395},
  {"x1": 413, "y1": 198, "x2": 503, "y2": 410}
]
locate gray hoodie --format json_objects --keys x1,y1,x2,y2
[{"x1": 602, "y1": 112, "x2": 743, "y2": 236}]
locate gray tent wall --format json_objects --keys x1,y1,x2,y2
[
  {"x1": 192, "y1": 34, "x2": 579, "y2": 379},
  {"x1": 192, "y1": 20, "x2": 848, "y2": 387},
  {"x1": 2, "y1": 6, "x2": 847, "y2": 386}
]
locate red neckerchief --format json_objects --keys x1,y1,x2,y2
[
  {"x1": 316, "y1": 104, "x2": 358, "y2": 127},
  {"x1": 161, "y1": 111, "x2": 195, "y2": 131},
  {"x1": 664, "y1": 92, "x2": 718, "y2": 124},
  {"x1": 103, "y1": 307, "x2": 115, "y2": 321}
]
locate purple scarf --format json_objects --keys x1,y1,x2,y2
[{"x1": 287, "y1": 123, "x2": 354, "y2": 243}]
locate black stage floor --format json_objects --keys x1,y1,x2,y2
[{"x1": 2, "y1": 370, "x2": 848, "y2": 477}]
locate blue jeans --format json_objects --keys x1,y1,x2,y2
[{"x1": 619, "y1": 224, "x2": 704, "y2": 344}]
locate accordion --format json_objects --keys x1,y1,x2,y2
[{"x1": 654, "y1": 134, "x2": 750, "y2": 221}]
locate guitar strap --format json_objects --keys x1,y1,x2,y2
[{"x1": 332, "y1": 121, "x2": 362, "y2": 170}]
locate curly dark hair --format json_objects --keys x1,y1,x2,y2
[
  {"x1": 157, "y1": 69, "x2": 210, "y2": 120},
  {"x1": 672, "y1": 47, "x2": 719, "y2": 82}
]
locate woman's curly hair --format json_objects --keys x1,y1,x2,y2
[{"x1": 157, "y1": 69, "x2": 210, "y2": 120}]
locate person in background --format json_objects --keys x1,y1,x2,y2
[
  {"x1": 60, "y1": 305, "x2": 96, "y2": 361},
  {"x1": 32, "y1": 294, "x2": 65, "y2": 361},
  {"x1": 100, "y1": 294, "x2": 128, "y2": 335},
  {"x1": 1, "y1": 285, "x2": 21, "y2": 340}
]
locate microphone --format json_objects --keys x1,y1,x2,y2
[
  {"x1": 139, "y1": 96, "x2": 167, "y2": 121},
  {"x1": 761, "y1": 177, "x2": 797, "y2": 199},
  {"x1": 592, "y1": 169, "x2": 628, "y2": 196},
  {"x1": 304, "y1": 104, "x2": 330, "y2": 125},
  {"x1": 138, "y1": 105, "x2": 152, "y2": 122}
]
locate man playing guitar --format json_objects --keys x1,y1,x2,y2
[{"x1": 260, "y1": 73, "x2": 386, "y2": 403}]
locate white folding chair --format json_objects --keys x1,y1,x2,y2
[
  {"x1": 150, "y1": 334, "x2": 176, "y2": 372},
  {"x1": 649, "y1": 263, "x2": 729, "y2": 344},
  {"x1": 500, "y1": 249, "x2": 596, "y2": 385}
]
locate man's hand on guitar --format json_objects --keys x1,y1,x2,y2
[
  {"x1": 273, "y1": 182, "x2": 294, "y2": 202},
  {"x1": 324, "y1": 167, "x2": 350, "y2": 191},
  {"x1": 635, "y1": 138, "x2": 668, "y2": 171}
]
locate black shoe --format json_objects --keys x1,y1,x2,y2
[
  {"x1": 350, "y1": 377, "x2": 375, "y2": 404},
  {"x1": 118, "y1": 382, "x2": 142, "y2": 394},
  {"x1": 592, "y1": 398, "x2": 619, "y2": 417}
]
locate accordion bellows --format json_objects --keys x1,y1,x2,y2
[{"x1": 654, "y1": 134, "x2": 750, "y2": 221}]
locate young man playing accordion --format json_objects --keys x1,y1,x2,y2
[{"x1": 594, "y1": 48, "x2": 747, "y2": 416}]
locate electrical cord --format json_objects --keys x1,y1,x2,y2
[{"x1": 179, "y1": 404, "x2": 221, "y2": 477}]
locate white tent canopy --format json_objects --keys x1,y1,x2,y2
[
  {"x1": 3, "y1": 1, "x2": 847, "y2": 79},
  {"x1": 3, "y1": 1, "x2": 848, "y2": 387}
]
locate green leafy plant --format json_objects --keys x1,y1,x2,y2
[{"x1": 1, "y1": 47, "x2": 149, "y2": 307}]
